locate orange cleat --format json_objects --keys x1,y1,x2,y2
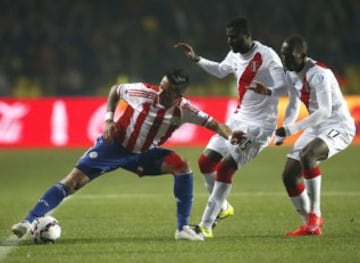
[
  {"x1": 305, "y1": 212, "x2": 323, "y2": 234},
  {"x1": 284, "y1": 213, "x2": 324, "y2": 237}
]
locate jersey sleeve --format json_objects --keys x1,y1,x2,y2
[
  {"x1": 116, "y1": 83, "x2": 146, "y2": 103},
  {"x1": 283, "y1": 82, "x2": 301, "y2": 127},
  {"x1": 196, "y1": 52, "x2": 233, "y2": 79},
  {"x1": 180, "y1": 99, "x2": 213, "y2": 126},
  {"x1": 264, "y1": 49, "x2": 288, "y2": 96}
]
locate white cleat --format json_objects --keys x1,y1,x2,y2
[
  {"x1": 11, "y1": 220, "x2": 31, "y2": 238},
  {"x1": 175, "y1": 225, "x2": 204, "y2": 241}
]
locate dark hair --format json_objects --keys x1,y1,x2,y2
[
  {"x1": 165, "y1": 68, "x2": 189, "y2": 94},
  {"x1": 227, "y1": 17, "x2": 250, "y2": 35},
  {"x1": 285, "y1": 34, "x2": 308, "y2": 56}
]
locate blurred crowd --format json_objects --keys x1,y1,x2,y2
[{"x1": 0, "y1": 0, "x2": 359, "y2": 97}]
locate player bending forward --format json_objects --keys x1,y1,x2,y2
[
  {"x1": 250, "y1": 35, "x2": 355, "y2": 236},
  {"x1": 175, "y1": 17, "x2": 287, "y2": 237},
  {"x1": 11, "y1": 69, "x2": 246, "y2": 241}
]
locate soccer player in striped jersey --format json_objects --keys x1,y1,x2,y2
[
  {"x1": 175, "y1": 17, "x2": 287, "y2": 237},
  {"x1": 11, "y1": 69, "x2": 246, "y2": 241},
  {"x1": 249, "y1": 34, "x2": 355, "y2": 236}
]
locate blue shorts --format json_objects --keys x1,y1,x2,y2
[{"x1": 76, "y1": 135, "x2": 173, "y2": 180}]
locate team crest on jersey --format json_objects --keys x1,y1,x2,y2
[
  {"x1": 89, "y1": 151, "x2": 98, "y2": 158},
  {"x1": 170, "y1": 117, "x2": 181, "y2": 126}
]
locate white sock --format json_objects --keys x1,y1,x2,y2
[
  {"x1": 199, "y1": 181, "x2": 232, "y2": 230},
  {"x1": 289, "y1": 190, "x2": 310, "y2": 223},
  {"x1": 203, "y1": 172, "x2": 215, "y2": 193},
  {"x1": 203, "y1": 172, "x2": 229, "y2": 212},
  {"x1": 305, "y1": 176, "x2": 322, "y2": 216}
]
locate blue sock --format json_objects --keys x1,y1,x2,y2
[
  {"x1": 173, "y1": 172, "x2": 193, "y2": 230},
  {"x1": 25, "y1": 183, "x2": 68, "y2": 223}
]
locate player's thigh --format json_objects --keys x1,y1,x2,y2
[
  {"x1": 76, "y1": 135, "x2": 136, "y2": 180},
  {"x1": 317, "y1": 126, "x2": 355, "y2": 159},
  {"x1": 122, "y1": 148, "x2": 174, "y2": 176},
  {"x1": 287, "y1": 129, "x2": 317, "y2": 161},
  {"x1": 205, "y1": 134, "x2": 229, "y2": 157}
]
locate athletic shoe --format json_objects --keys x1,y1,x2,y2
[
  {"x1": 11, "y1": 220, "x2": 31, "y2": 238},
  {"x1": 306, "y1": 212, "x2": 324, "y2": 234},
  {"x1": 284, "y1": 224, "x2": 322, "y2": 236},
  {"x1": 212, "y1": 203, "x2": 234, "y2": 229},
  {"x1": 284, "y1": 213, "x2": 324, "y2": 237},
  {"x1": 175, "y1": 225, "x2": 204, "y2": 241},
  {"x1": 192, "y1": 225, "x2": 213, "y2": 238}
]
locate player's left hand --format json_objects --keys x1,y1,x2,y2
[
  {"x1": 275, "y1": 127, "x2": 286, "y2": 137},
  {"x1": 103, "y1": 120, "x2": 116, "y2": 143},
  {"x1": 246, "y1": 80, "x2": 271, "y2": 96},
  {"x1": 230, "y1": 130, "x2": 247, "y2": 145}
]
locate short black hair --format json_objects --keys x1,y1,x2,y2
[
  {"x1": 227, "y1": 17, "x2": 250, "y2": 35},
  {"x1": 165, "y1": 68, "x2": 189, "y2": 94},
  {"x1": 284, "y1": 34, "x2": 308, "y2": 56}
]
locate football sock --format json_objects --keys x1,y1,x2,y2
[
  {"x1": 174, "y1": 172, "x2": 193, "y2": 230},
  {"x1": 303, "y1": 167, "x2": 322, "y2": 216},
  {"x1": 25, "y1": 183, "x2": 69, "y2": 223},
  {"x1": 286, "y1": 183, "x2": 310, "y2": 222},
  {"x1": 203, "y1": 172, "x2": 215, "y2": 193},
  {"x1": 200, "y1": 181, "x2": 232, "y2": 230}
]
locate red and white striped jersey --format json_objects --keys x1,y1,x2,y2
[
  {"x1": 113, "y1": 82, "x2": 212, "y2": 153},
  {"x1": 283, "y1": 57, "x2": 355, "y2": 135},
  {"x1": 197, "y1": 41, "x2": 286, "y2": 129}
]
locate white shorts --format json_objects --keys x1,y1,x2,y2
[
  {"x1": 287, "y1": 125, "x2": 355, "y2": 161},
  {"x1": 205, "y1": 118, "x2": 274, "y2": 168}
]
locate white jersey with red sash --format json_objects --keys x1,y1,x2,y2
[
  {"x1": 283, "y1": 57, "x2": 355, "y2": 133},
  {"x1": 196, "y1": 41, "x2": 286, "y2": 165},
  {"x1": 114, "y1": 82, "x2": 212, "y2": 153},
  {"x1": 197, "y1": 41, "x2": 286, "y2": 130}
]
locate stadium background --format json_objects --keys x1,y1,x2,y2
[{"x1": 0, "y1": 0, "x2": 359, "y2": 147}]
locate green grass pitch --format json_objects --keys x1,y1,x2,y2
[{"x1": 0, "y1": 146, "x2": 359, "y2": 263}]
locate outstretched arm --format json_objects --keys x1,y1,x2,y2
[
  {"x1": 205, "y1": 119, "x2": 247, "y2": 145},
  {"x1": 175, "y1": 42, "x2": 231, "y2": 79}
]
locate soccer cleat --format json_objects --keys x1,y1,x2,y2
[
  {"x1": 284, "y1": 224, "x2": 322, "y2": 236},
  {"x1": 11, "y1": 220, "x2": 31, "y2": 238},
  {"x1": 175, "y1": 225, "x2": 204, "y2": 241},
  {"x1": 305, "y1": 212, "x2": 324, "y2": 234},
  {"x1": 192, "y1": 225, "x2": 213, "y2": 238},
  {"x1": 284, "y1": 213, "x2": 324, "y2": 237},
  {"x1": 212, "y1": 203, "x2": 234, "y2": 229}
]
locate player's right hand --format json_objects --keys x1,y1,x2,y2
[{"x1": 174, "y1": 42, "x2": 199, "y2": 62}]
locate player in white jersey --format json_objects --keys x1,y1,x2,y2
[
  {"x1": 249, "y1": 34, "x2": 355, "y2": 236},
  {"x1": 11, "y1": 69, "x2": 246, "y2": 241},
  {"x1": 175, "y1": 17, "x2": 287, "y2": 237}
]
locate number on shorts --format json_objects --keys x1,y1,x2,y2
[{"x1": 327, "y1": 129, "x2": 340, "y2": 138}]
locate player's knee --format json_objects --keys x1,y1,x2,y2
[
  {"x1": 215, "y1": 161, "x2": 236, "y2": 184},
  {"x1": 299, "y1": 148, "x2": 316, "y2": 167},
  {"x1": 282, "y1": 172, "x2": 299, "y2": 187},
  {"x1": 198, "y1": 153, "x2": 220, "y2": 174},
  {"x1": 163, "y1": 152, "x2": 189, "y2": 174},
  {"x1": 61, "y1": 168, "x2": 89, "y2": 194}
]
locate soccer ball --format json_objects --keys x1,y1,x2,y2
[{"x1": 31, "y1": 216, "x2": 61, "y2": 244}]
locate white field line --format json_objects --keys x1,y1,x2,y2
[
  {"x1": 0, "y1": 235, "x2": 24, "y2": 262},
  {"x1": 72, "y1": 191, "x2": 360, "y2": 200},
  {"x1": 0, "y1": 200, "x2": 69, "y2": 262},
  {"x1": 1, "y1": 191, "x2": 358, "y2": 261}
]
